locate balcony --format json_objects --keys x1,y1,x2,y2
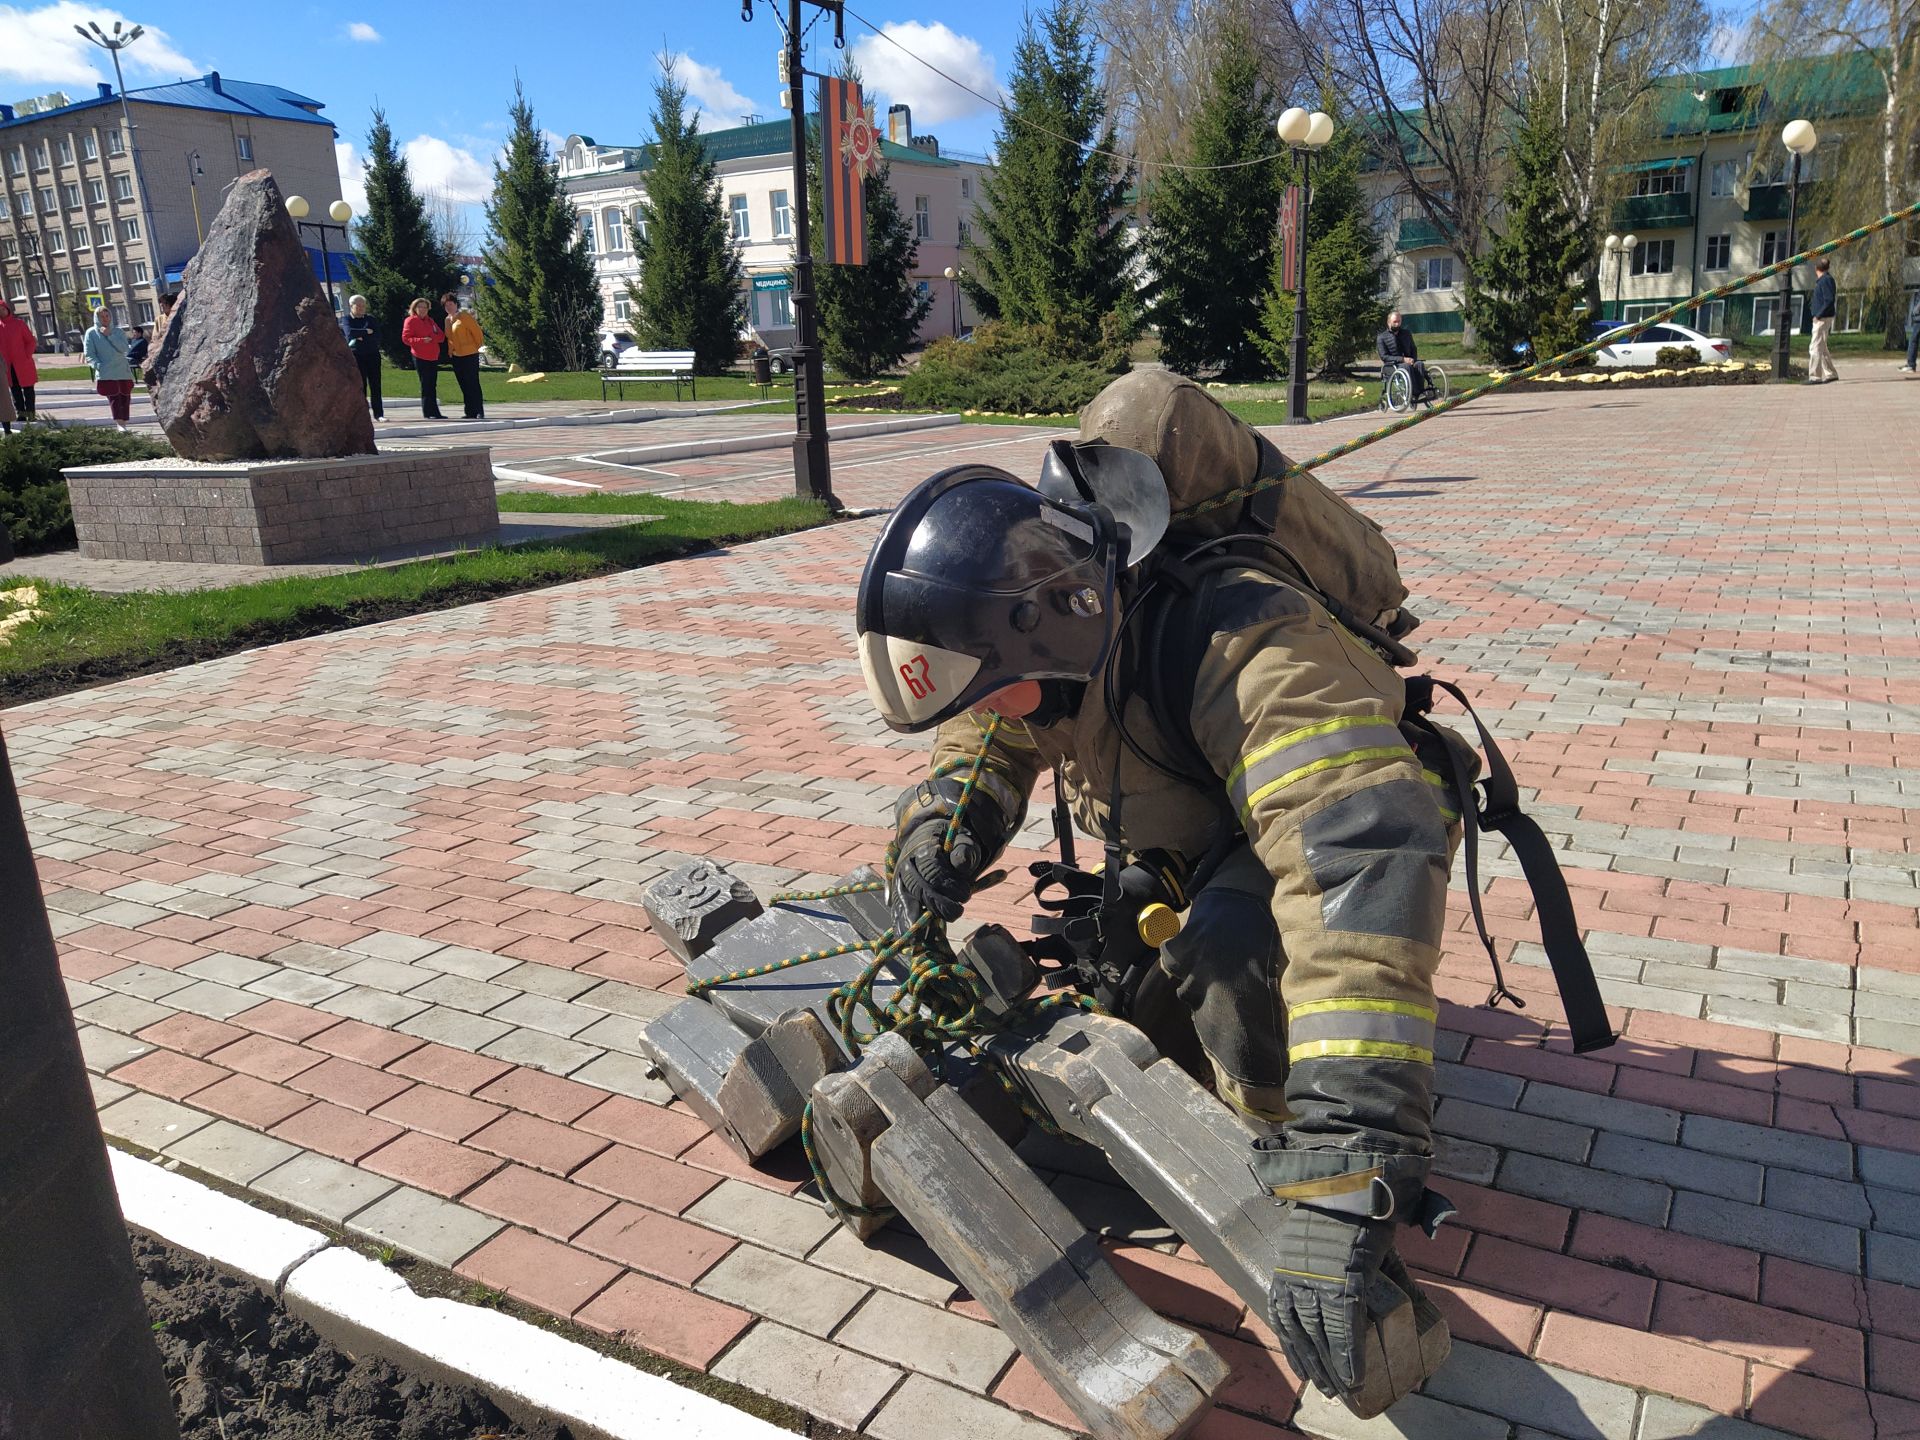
[
  {"x1": 1743, "y1": 184, "x2": 1792, "y2": 221},
  {"x1": 1395, "y1": 216, "x2": 1445, "y2": 252},
  {"x1": 1613, "y1": 193, "x2": 1694, "y2": 229}
]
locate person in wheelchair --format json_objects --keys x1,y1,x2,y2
[{"x1": 1376, "y1": 312, "x2": 1431, "y2": 406}]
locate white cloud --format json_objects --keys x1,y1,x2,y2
[
  {"x1": 0, "y1": 2, "x2": 198, "y2": 92},
  {"x1": 666, "y1": 52, "x2": 762, "y2": 133},
  {"x1": 335, "y1": 140, "x2": 367, "y2": 217},
  {"x1": 850, "y1": 22, "x2": 998, "y2": 127},
  {"x1": 402, "y1": 135, "x2": 493, "y2": 204},
  {"x1": 345, "y1": 21, "x2": 381, "y2": 43}
]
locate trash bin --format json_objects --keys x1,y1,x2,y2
[{"x1": 752, "y1": 348, "x2": 773, "y2": 387}]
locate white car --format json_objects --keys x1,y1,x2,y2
[{"x1": 1593, "y1": 321, "x2": 1732, "y2": 368}]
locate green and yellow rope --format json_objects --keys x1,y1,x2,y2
[{"x1": 1180, "y1": 198, "x2": 1920, "y2": 522}]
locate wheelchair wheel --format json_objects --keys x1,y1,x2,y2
[
  {"x1": 1383, "y1": 366, "x2": 1412, "y2": 413},
  {"x1": 1426, "y1": 364, "x2": 1451, "y2": 403}
]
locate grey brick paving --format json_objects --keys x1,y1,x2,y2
[
  {"x1": 696, "y1": 1244, "x2": 870, "y2": 1337},
  {"x1": 1501, "y1": 1152, "x2": 1672, "y2": 1227},
  {"x1": 1668, "y1": 1192, "x2": 1861, "y2": 1272},
  {"x1": 712, "y1": 1322, "x2": 904, "y2": 1432},
  {"x1": 866, "y1": 1375, "x2": 1073, "y2": 1440},
  {"x1": 1681, "y1": 1116, "x2": 1854, "y2": 1179},
  {"x1": 1636, "y1": 1397, "x2": 1798, "y2": 1440},
  {"x1": 346, "y1": 1185, "x2": 504, "y2": 1268},
  {"x1": 164, "y1": 1120, "x2": 303, "y2": 1185},
  {"x1": 99, "y1": 1093, "x2": 216, "y2": 1151},
  {"x1": 1294, "y1": 1387, "x2": 1510, "y2": 1440},
  {"x1": 835, "y1": 1291, "x2": 1016, "y2": 1393},
  {"x1": 1423, "y1": 1342, "x2": 1638, "y2": 1440},
  {"x1": 808, "y1": 1225, "x2": 962, "y2": 1305},
  {"x1": 684, "y1": 1179, "x2": 838, "y2": 1259},
  {"x1": 252, "y1": 1152, "x2": 400, "y2": 1224},
  {"x1": 1591, "y1": 1133, "x2": 1764, "y2": 1202}
]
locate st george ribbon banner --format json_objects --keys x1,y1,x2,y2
[{"x1": 821, "y1": 76, "x2": 877, "y2": 266}]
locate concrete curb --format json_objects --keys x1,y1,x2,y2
[
  {"x1": 581, "y1": 412, "x2": 961, "y2": 467},
  {"x1": 377, "y1": 398, "x2": 770, "y2": 442},
  {"x1": 110, "y1": 1150, "x2": 784, "y2": 1440}
]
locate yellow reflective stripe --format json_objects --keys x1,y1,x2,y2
[
  {"x1": 1226, "y1": 715, "x2": 1399, "y2": 793},
  {"x1": 1422, "y1": 768, "x2": 1460, "y2": 819},
  {"x1": 1289, "y1": 997, "x2": 1437, "y2": 1023},
  {"x1": 1288, "y1": 1038, "x2": 1435, "y2": 1064},
  {"x1": 1240, "y1": 746, "x2": 1413, "y2": 820}
]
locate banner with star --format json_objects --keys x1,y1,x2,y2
[{"x1": 821, "y1": 77, "x2": 876, "y2": 266}]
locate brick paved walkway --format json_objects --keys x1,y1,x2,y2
[{"x1": 10, "y1": 377, "x2": 1920, "y2": 1440}]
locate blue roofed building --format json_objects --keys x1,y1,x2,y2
[{"x1": 1, "y1": 71, "x2": 344, "y2": 347}]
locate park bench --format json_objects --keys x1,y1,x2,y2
[{"x1": 600, "y1": 349, "x2": 697, "y2": 401}]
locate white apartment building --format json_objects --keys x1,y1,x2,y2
[
  {"x1": 1365, "y1": 57, "x2": 1913, "y2": 338},
  {"x1": 559, "y1": 107, "x2": 989, "y2": 346},
  {"x1": 0, "y1": 72, "x2": 342, "y2": 345}
]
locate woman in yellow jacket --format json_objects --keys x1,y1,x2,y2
[{"x1": 441, "y1": 292, "x2": 486, "y2": 419}]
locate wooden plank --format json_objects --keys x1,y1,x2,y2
[
  {"x1": 642, "y1": 861, "x2": 763, "y2": 965},
  {"x1": 637, "y1": 999, "x2": 752, "y2": 1154},
  {"x1": 685, "y1": 905, "x2": 902, "y2": 1040}
]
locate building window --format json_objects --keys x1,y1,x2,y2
[
  {"x1": 603, "y1": 206, "x2": 625, "y2": 251},
  {"x1": 62, "y1": 181, "x2": 80, "y2": 208},
  {"x1": 961, "y1": 175, "x2": 971, "y2": 198},
  {"x1": 1414, "y1": 255, "x2": 1455, "y2": 291},
  {"x1": 103, "y1": 263, "x2": 119, "y2": 285},
  {"x1": 1631, "y1": 167, "x2": 1689, "y2": 197},
  {"x1": 21, "y1": 234, "x2": 37, "y2": 256},
  {"x1": 134, "y1": 298, "x2": 154, "y2": 323},
  {"x1": 106, "y1": 130, "x2": 124, "y2": 156},
  {"x1": 57, "y1": 270, "x2": 74, "y2": 292},
  {"x1": 632, "y1": 206, "x2": 648, "y2": 245},
  {"x1": 80, "y1": 266, "x2": 96, "y2": 287},
  {"x1": 1704, "y1": 234, "x2": 1731, "y2": 270},
  {"x1": 129, "y1": 260, "x2": 149, "y2": 283},
  {"x1": 0, "y1": 193, "x2": 7, "y2": 219},
  {"x1": 47, "y1": 230, "x2": 64, "y2": 255},
  {"x1": 1750, "y1": 294, "x2": 1803, "y2": 334},
  {"x1": 770, "y1": 189, "x2": 792, "y2": 239},
  {"x1": 2, "y1": 239, "x2": 16, "y2": 260},
  {"x1": 86, "y1": 177, "x2": 104, "y2": 204},
  {"x1": 1707, "y1": 159, "x2": 1740, "y2": 198},
  {"x1": 33, "y1": 140, "x2": 49, "y2": 169},
  {"x1": 38, "y1": 187, "x2": 55, "y2": 212},
  {"x1": 769, "y1": 289, "x2": 793, "y2": 326},
  {"x1": 112, "y1": 174, "x2": 133, "y2": 201},
  {"x1": 1835, "y1": 292, "x2": 1867, "y2": 332},
  {"x1": 121, "y1": 217, "x2": 140, "y2": 242},
  {"x1": 1760, "y1": 230, "x2": 1786, "y2": 266},
  {"x1": 96, "y1": 222, "x2": 113, "y2": 248},
  {"x1": 70, "y1": 226, "x2": 88, "y2": 251},
  {"x1": 1693, "y1": 298, "x2": 1726, "y2": 334},
  {"x1": 13, "y1": 190, "x2": 28, "y2": 216},
  {"x1": 56, "y1": 138, "x2": 73, "y2": 165},
  {"x1": 577, "y1": 212, "x2": 595, "y2": 254},
  {"x1": 914, "y1": 195, "x2": 930, "y2": 240},
  {"x1": 729, "y1": 193, "x2": 750, "y2": 240},
  {"x1": 612, "y1": 295, "x2": 631, "y2": 321},
  {"x1": 1630, "y1": 238, "x2": 1675, "y2": 275},
  {"x1": 236, "y1": 135, "x2": 253, "y2": 162},
  {"x1": 957, "y1": 218, "x2": 971, "y2": 245},
  {"x1": 5, "y1": 147, "x2": 22, "y2": 176},
  {"x1": 82, "y1": 134, "x2": 97, "y2": 160}
]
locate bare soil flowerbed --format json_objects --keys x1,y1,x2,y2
[{"x1": 136, "y1": 1232, "x2": 572, "y2": 1440}]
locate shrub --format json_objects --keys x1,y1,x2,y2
[
  {"x1": 1655, "y1": 344, "x2": 1703, "y2": 367},
  {"x1": 0, "y1": 426, "x2": 172, "y2": 553},
  {"x1": 899, "y1": 322, "x2": 1119, "y2": 415}
]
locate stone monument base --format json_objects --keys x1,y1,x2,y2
[{"x1": 63, "y1": 447, "x2": 499, "y2": 565}]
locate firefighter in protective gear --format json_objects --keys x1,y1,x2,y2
[{"x1": 855, "y1": 374, "x2": 1460, "y2": 1414}]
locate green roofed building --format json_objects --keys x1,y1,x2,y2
[
  {"x1": 558, "y1": 105, "x2": 992, "y2": 354},
  {"x1": 1366, "y1": 53, "x2": 1896, "y2": 339}
]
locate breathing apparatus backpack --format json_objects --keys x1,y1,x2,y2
[{"x1": 1039, "y1": 372, "x2": 1614, "y2": 1055}]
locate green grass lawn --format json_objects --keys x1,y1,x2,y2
[{"x1": 0, "y1": 493, "x2": 827, "y2": 706}]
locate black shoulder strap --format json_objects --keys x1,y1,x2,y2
[{"x1": 1407, "y1": 675, "x2": 1616, "y2": 1054}]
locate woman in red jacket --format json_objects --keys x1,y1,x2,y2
[
  {"x1": 399, "y1": 297, "x2": 446, "y2": 420},
  {"x1": 0, "y1": 298, "x2": 38, "y2": 421}
]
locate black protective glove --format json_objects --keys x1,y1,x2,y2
[{"x1": 888, "y1": 816, "x2": 984, "y2": 929}]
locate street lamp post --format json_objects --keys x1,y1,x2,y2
[
  {"x1": 75, "y1": 20, "x2": 165, "y2": 314},
  {"x1": 186, "y1": 150, "x2": 204, "y2": 245},
  {"x1": 1774, "y1": 119, "x2": 1817, "y2": 381},
  {"x1": 1278, "y1": 107, "x2": 1333, "y2": 425},
  {"x1": 1603, "y1": 234, "x2": 1620, "y2": 319},
  {"x1": 285, "y1": 196, "x2": 353, "y2": 319},
  {"x1": 943, "y1": 264, "x2": 962, "y2": 338}
]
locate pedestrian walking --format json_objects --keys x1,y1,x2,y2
[
  {"x1": 0, "y1": 350, "x2": 15, "y2": 435},
  {"x1": 442, "y1": 292, "x2": 486, "y2": 419},
  {"x1": 401, "y1": 297, "x2": 446, "y2": 419},
  {"x1": 1904, "y1": 290, "x2": 1920, "y2": 375},
  {"x1": 1807, "y1": 259, "x2": 1838, "y2": 384},
  {"x1": 82, "y1": 307, "x2": 136, "y2": 430},
  {"x1": 125, "y1": 324, "x2": 149, "y2": 380},
  {"x1": 0, "y1": 298, "x2": 38, "y2": 421},
  {"x1": 345, "y1": 295, "x2": 384, "y2": 420}
]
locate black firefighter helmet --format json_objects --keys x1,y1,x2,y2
[{"x1": 856, "y1": 463, "x2": 1127, "y2": 732}]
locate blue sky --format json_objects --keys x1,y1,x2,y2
[{"x1": 1, "y1": 0, "x2": 1025, "y2": 236}]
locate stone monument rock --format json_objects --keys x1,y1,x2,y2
[{"x1": 149, "y1": 170, "x2": 375, "y2": 461}]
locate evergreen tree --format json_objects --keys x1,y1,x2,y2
[
  {"x1": 474, "y1": 81, "x2": 601, "y2": 372},
  {"x1": 1253, "y1": 115, "x2": 1389, "y2": 376},
  {"x1": 347, "y1": 107, "x2": 458, "y2": 365},
  {"x1": 807, "y1": 73, "x2": 933, "y2": 380},
  {"x1": 967, "y1": 0, "x2": 1134, "y2": 360},
  {"x1": 628, "y1": 61, "x2": 745, "y2": 375},
  {"x1": 1140, "y1": 22, "x2": 1280, "y2": 380},
  {"x1": 1464, "y1": 95, "x2": 1591, "y2": 366}
]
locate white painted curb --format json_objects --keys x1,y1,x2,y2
[
  {"x1": 583, "y1": 412, "x2": 961, "y2": 467},
  {"x1": 112, "y1": 1151, "x2": 783, "y2": 1440}
]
